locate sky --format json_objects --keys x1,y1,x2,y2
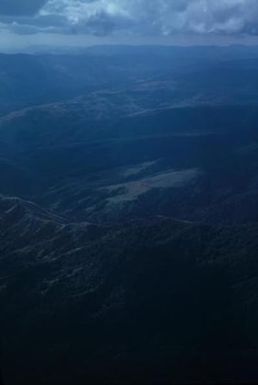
[{"x1": 1, "y1": 0, "x2": 258, "y2": 51}]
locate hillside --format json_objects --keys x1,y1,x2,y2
[
  {"x1": 1, "y1": 194, "x2": 258, "y2": 383},
  {"x1": 1, "y1": 46, "x2": 258, "y2": 384}
]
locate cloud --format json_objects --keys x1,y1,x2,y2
[
  {"x1": 0, "y1": 0, "x2": 47, "y2": 16},
  {"x1": 2, "y1": 0, "x2": 258, "y2": 41},
  {"x1": 37, "y1": 0, "x2": 258, "y2": 36}
]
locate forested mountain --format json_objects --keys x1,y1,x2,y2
[{"x1": 1, "y1": 46, "x2": 258, "y2": 384}]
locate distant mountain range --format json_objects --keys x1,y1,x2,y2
[{"x1": 2, "y1": 45, "x2": 258, "y2": 115}]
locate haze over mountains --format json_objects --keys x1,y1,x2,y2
[{"x1": 2, "y1": 46, "x2": 258, "y2": 384}]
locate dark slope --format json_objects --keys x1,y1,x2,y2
[{"x1": 1, "y1": 195, "x2": 258, "y2": 383}]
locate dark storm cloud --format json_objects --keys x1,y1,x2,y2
[
  {"x1": 2, "y1": 0, "x2": 258, "y2": 42},
  {"x1": 35, "y1": 0, "x2": 258, "y2": 36},
  {"x1": 0, "y1": 0, "x2": 47, "y2": 16}
]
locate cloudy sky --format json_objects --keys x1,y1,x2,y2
[{"x1": 1, "y1": 0, "x2": 258, "y2": 51}]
